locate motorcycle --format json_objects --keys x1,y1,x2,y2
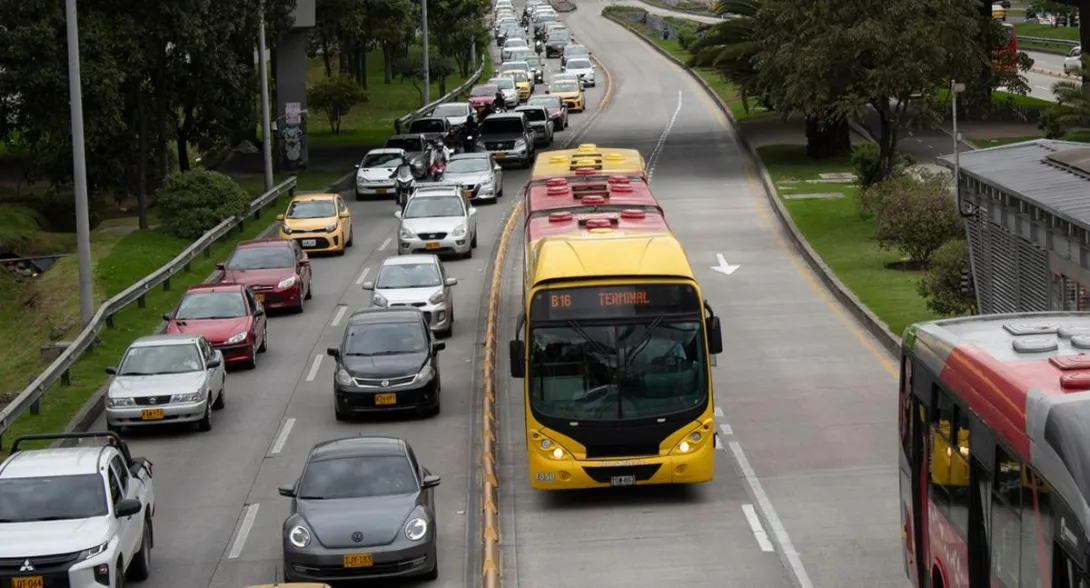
[
  {"x1": 427, "y1": 140, "x2": 452, "y2": 180},
  {"x1": 391, "y1": 163, "x2": 416, "y2": 210},
  {"x1": 535, "y1": 40, "x2": 543, "y2": 55},
  {"x1": 463, "y1": 132, "x2": 478, "y2": 153}
]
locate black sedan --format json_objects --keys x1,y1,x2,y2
[{"x1": 279, "y1": 436, "x2": 441, "y2": 582}]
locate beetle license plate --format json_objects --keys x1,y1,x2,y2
[
  {"x1": 375, "y1": 393, "x2": 397, "y2": 406},
  {"x1": 13, "y1": 577, "x2": 43, "y2": 588},
  {"x1": 301, "y1": 239, "x2": 317, "y2": 248},
  {"x1": 344, "y1": 553, "x2": 373, "y2": 568},
  {"x1": 610, "y1": 475, "x2": 636, "y2": 487},
  {"x1": 425, "y1": 242, "x2": 440, "y2": 250},
  {"x1": 376, "y1": 188, "x2": 387, "y2": 194},
  {"x1": 141, "y1": 409, "x2": 165, "y2": 420}
]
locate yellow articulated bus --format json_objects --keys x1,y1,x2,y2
[
  {"x1": 530, "y1": 143, "x2": 648, "y2": 182},
  {"x1": 507, "y1": 232, "x2": 724, "y2": 490}
]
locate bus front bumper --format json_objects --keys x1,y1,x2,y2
[{"x1": 527, "y1": 441, "x2": 715, "y2": 490}]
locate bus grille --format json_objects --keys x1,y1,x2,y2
[
  {"x1": 582, "y1": 464, "x2": 661, "y2": 484},
  {"x1": 584, "y1": 442, "x2": 659, "y2": 459}
]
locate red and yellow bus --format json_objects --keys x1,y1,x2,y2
[
  {"x1": 994, "y1": 21, "x2": 1018, "y2": 72},
  {"x1": 529, "y1": 143, "x2": 648, "y2": 183},
  {"x1": 899, "y1": 313, "x2": 1090, "y2": 588}
]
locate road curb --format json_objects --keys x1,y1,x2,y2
[{"x1": 1031, "y1": 65, "x2": 1077, "y2": 79}]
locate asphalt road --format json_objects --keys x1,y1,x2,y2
[
  {"x1": 497, "y1": 2, "x2": 904, "y2": 588},
  {"x1": 84, "y1": 42, "x2": 607, "y2": 588}
]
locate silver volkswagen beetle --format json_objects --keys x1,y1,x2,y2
[{"x1": 279, "y1": 436, "x2": 441, "y2": 583}]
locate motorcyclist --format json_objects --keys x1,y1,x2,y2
[
  {"x1": 492, "y1": 90, "x2": 506, "y2": 112},
  {"x1": 463, "y1": 115, "x2": 479, "y2": 152}
]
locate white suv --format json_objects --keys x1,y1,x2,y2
[{"x1": 0, "y1": 432, "x2": 155, "y2": 588}]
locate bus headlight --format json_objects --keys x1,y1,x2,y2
[
  {"x1": 671, "y1": 425, "x2": 710, "y2": 455},
  {"x1": 538, "y1": 437, "x2": 567, "y2": 459}
]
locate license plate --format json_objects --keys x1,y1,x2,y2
[
  {"x1": 376, "y1": 188, "x2": 387, "y2": 194},
  {"x1": 495, "y1": 153, "x2": 505, "y2": 159},
  {"x1": 13, "y1": 577, "x2": 43, "y2": 588},
  {"x1": 464, "y1": 190, "x2": 473, "y2": 199},
  {"x1": 344, "y1": 553, "x2": 374, "y2": 568},
  {"x1": 375, "y1": 393, "x2": 397, "y2": 406},
  {"x1": 610, "y1": 475, "x2": 636, "y2": 487},
  {"x1": 424, "y1": 242, "x2": 441, "y2": 250},
  {"x1": 141, "y1": 408, "x2": 164, "y2": 420},
  {"x1": 255, "y1": 293, "x2": 265, "y2": 303},
  {"x1": 301, "y1": 239, "x2": 317, "y2": 247}
]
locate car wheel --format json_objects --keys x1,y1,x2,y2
[
  {"x1": 347, "y1": 228, "x2": 354, "y2": 247},
  {"x1": 213, "y1": 381, "x2": 226, "y2": 410},
  {"x1": 197, "y1": 401, "x2": 212, "y2": 432},
  {"x1": 258, "y1": 326, "x2": 268, "y2": 353},
  {"x1": 471, "y1": 231, "x2": 478, "y2": 249},
  {"x1": 304, "y1": 279, "x2": 313, "y2": 300},
  {"x1": 245, "y1": 344, "x2": 258, "y2": 370},
  {"x1": 463, "y1": 246, "x2": 473, "y2": 259},
  {"x1": 126, "y1": 520, "x2": 152, "y2": 581},
  {"x1": 115, "y1": 558, "x2": 127, "y2": 588},
  {"x1": 334, "y1": 404, "x2": 350, "y2": 422}
]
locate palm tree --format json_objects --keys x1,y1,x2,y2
[
  {"x1": 1043, "y1": 55, "x2": 1089, "y2": 137},
  {"x1": 685, "y1": 0, "x2": 761, "y2": 112}
]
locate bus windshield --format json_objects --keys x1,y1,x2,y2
[{"x1": 528, "y1": 320, "x2": 707, "y2": 420}]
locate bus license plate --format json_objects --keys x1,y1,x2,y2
[
  {"x1": 610, "y1": 475, "x2": 636, "y2": 487},
  {"x1": 13, "y1": 577, "x2": 43, "y2": 588},
  {"x1": 375, "y1": 393, "x2": 397, "y2": 406},
  {"x1": 141, "y1": 409, "x2": 164, "y2": 420},
  {"x1": 301, "y1": 239, "x2": 317, "y2": 248},
  {"x1": 425, "y1": 242, "x2": 441, "y2": 250},
  {"x1": 343, "y1": 553, "x2": 373, "y2": 568}
]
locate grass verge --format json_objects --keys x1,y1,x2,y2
[
  {"x1": 233, "y1": 169, "x2": 350, "y2": 196},
  {"x1": 759, "y1": 145, "x2": 938, "y2": 336},
  {"x1": 1014, "y1": 22, "x2": 1080, "y2": 43}
]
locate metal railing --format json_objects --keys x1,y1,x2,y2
[
  {"x1": 0, "y1": 177, "x2": 298, "y2": 446},
  {"x1": 394, "y1": 57, "x2": 488, "y2": 130},
  {"x1": 1020, "y1": 35, "x2": 1079, "y2": 51}
]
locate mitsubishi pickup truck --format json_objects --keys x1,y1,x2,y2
[{"x1": 0, "y1": 432, "x2": 155, "y2": 588}]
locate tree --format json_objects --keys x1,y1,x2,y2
[
  {"x1": 917, "y1": 238, "x2": 977, "y2": 316},
  {"x1": 1039, "y1": 56, "x2": 1090, "y2": 138},
  {"x1": 686, "y1": 0, "x2": 764, "y2": 117},
  {"x1": 308, "y1": 76, "x2": 368, "y2": 133},
  {"x1": 871, "y1": 171, "x2": 963, "y2": 265}
]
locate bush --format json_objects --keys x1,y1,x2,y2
[
  {"x1": 307, "y1": 76, "x2": 368, "y2": 135},
  {"x1": 156, "y1": 169, "x2": 249, "y2": 240},
  {"x1": 917, "y1": 238, "x2": 977, "y2": 317},
  {"x1": 872, "y1": 170, "x2": 963, "y2": 264},
  {"x1": 850, "y1": 143, "x2": 916, "y2": 189}
]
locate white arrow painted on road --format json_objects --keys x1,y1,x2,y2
[{"x1": 711, "y1": 253, "x2": 741, "y2": 276}]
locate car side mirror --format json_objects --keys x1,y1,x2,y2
[
  {"x1": 361, "y1": 281, "x2": 375, "y2": 290},
  {"x1": 207, "y1": 358, "x2": 222, "y2": 369},
  {"x1": 105, "y1": 366, "x2": 118, "y2": 375},
  {"x1": 278, "y1": 484, "x2": 296, "y2": 498},
  {"x1": 254, "y1": 308, "x2": 265, "y2": 317},
  {"x1": 215, "y1": 262, "x2": 225, "y2": 270},
  {"x1": 707, "y1": 316, "x2": 724, "y2": 355},
  {"x1": 494, "y1": 165, "x2": 502, "y2": 172},
  {"x1": 433, "y1": 341, "x2": 447, "y2": 353},
  {"x1": 340, "y1": 211, "x2": 350, "y2": 218},
  {"x1": 162, "y1": 313, "x2": 172, "y2": 321},
  {"x1": 422, "y1": 474, "x2": 441, "y2": 489},
  {"x1": 326, "y1": 347, "x2": 340, "y2": 359},
  {"x1": 115, "y1": 498, "x2": 142, "y2": 518},
  {"x1": 298, "y1": 259, "x2": 310, "y2": 266},
  {"x1": 394, "y1": 210, "x2": 402, "y2": 219},
  {"x1": 509, "y1": 340, "x2": 525, "y2": 378},
  {"x1": 354, "y1": 163, "x2": 360, "y2": 169},
  {"x1": 445, "y1": 277, "x2": 458, "y2": 286},
  {"x1": 468, "y1": 207, "x2": 477, "y2": 216},
  {"x1": 276, "y1": 214, "x2": 285, "y2": 221}
]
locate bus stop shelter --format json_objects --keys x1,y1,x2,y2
[{"x1": 937, "y1": 140, "x2": 1090, "y2": 314}]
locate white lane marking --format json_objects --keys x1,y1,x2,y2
[
  {"x1": 729, "y1": 441, "x2": 814, "y2": 588},
  {"x1": 227, "y1": 503, "x2": 260, "y2": 559},
  {"x1": 742, "y1": 504, "x2": 775, "y2": 552},
  {"x1": 330, "y1": 305, "x2": 348, "y2": 327},
  {"x1": 379, "y1": 237, "x2": 392, "y2": 251},
  {"x1": 715, "y1": 435, "x2": 723, "y2": 450},
  {"x1": 714, "y1": 406, "x2": 723, "y2": 418},
  {"x1": 647, "y1": 89, "x2": 683, "y2": 182},
  {"x1": 354, "y1": 267, "x2": 371, "y2": 286},
  {"x1": 719, "y1": 423, "x2": 733, "y2": 436},
  {"x1": 305, "y1": 354, "x2": 323, "y2": 382},
  {"x1": 270, "y1": 418, "x2": 296, "y2": 455}
]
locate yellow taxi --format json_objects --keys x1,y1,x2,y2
[
  {"x1": 991, "y1": 3, "x2": 1006, "y2": 20},
  {"x1": 546, "y1": 78, "x2": 584, "y2": 112},
  {"x1": 504, "y1": 70, "x2": 532, "y2": 101},
  {"x1": 277, "y1": 193, "x2": 353, "y2": 255}
]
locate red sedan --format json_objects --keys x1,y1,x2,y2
[
  {"x1": 217, "y1": 239, "x2": 312, "y2": 312},
  {"x1": 163, "y1": 283, "x2": 268, "y2": 368}
]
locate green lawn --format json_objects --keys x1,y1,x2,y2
[
  {"x1": 1014, "y1": 22, "x2": 1080, "y2": 42},
  {"x1": 233, "y1": 169, "x2": 349, "y2": 196},
  {"x1": 760, "y1": 145, "x2": 939, "y2": 336}
]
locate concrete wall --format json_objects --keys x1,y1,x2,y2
[{"x1": 274, "y1": 0, "x2": 315, "y2": 171}]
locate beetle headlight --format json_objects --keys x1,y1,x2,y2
[
  {"x1": 288, "y1": 525, "x2": 311, "y2": 548},
  {"x1": 405, "y1": 517, "x2": 428, "y2": 541}
]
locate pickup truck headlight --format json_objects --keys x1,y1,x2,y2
[
  {"x1": 514, "y1": 139, "x2": 527, "y2": 150},
  {"x1": 77, "y1": 541, "x2": 109, "y2": 562}
]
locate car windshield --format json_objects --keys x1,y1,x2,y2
[
  {"x1": 404, "y1": 196, "x2": 465, "y2": 219},
  {"x1": 361, "y1": 152, "x2": 403, "y2": 168},
  {"x1": 567, "y1": 59, "x2": 591, "y2": 69},
  {"x1": 502, "y1": 63, "x2": 529, "y2": 73},
  {"x1": 175, "y1": 292, "x2": 247, "y2": 320},
  {"x1": 528, "y1": 96, "x2": 560, "y2": 108},
  {"x1": 566, "y1": 45, "x2": 588, "y2": 56},
  {"x1": 525, "y1": 56, "x2": 541, "y2": 68},
  {"x1": 471, "y1": 85, "x2": 498, "y2": 97},
  {"x1": 528, "y1": 321, "x2": 708, "y2": 420},
  {"x1": 446, "y1": 158, "x2": 490, "y2": 173},
  {"x1": 386, "y1": 137, "x2": 423, "y2": 152},
  {"x1": 226, "y1": 246, "x2": 295, "y2": 270},
  {"x1": 344, "y1": 322, "x2": 427, "y2": 356},
  {"x1": 551, "y1": 81, "x2": 579, "y2": 93},
  {"x1": 509, "y1": 71, "x2": 529, "y2": 82},
  {"x1": 0, "y1": 474, "x2": 109, "y2": 522},
  {"x1": 287, "y1": 200, "x2": 336, "y2": 219},
  {"x1": 491, "y1": 78, "x2": 515, "y2": 90},
  {"x1": 549, "y1": 31, "x2": 569, "y2": 41},
  {"x1": 376, "y1": 262, "x2": 442, "y2": 288},
  {"x1": 505, "y1": 39, "x2": 528, "y2": 48},
  {"x1": 518, "y1": 108, "x2": 547, "y2": 121},
  {"x1": 481, "y1": 118, "x2": 525, "y2": 134},
  {"x1": 409, "y1": 119, "x2": 445, "y2": 133},
  {"x1": 298, "y1": 456, "x2": 418, "y2": 499},
  {"x1": 118, "y1": 343, "x2": 203, "y2": 376},
  {"x1": 432, "y1": 104, "x2": 468, "y2": 117}
]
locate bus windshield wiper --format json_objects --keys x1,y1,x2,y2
[
  {"x1": 621, "y1": 317, "x2": 663, "y2": 371},
  {"x1": 566, "y1": 321, "x2": 614, "y2": 360}
]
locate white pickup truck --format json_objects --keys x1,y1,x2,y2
[{"x1": 0, "y1": 432, "x2": 155, "y2": 588}]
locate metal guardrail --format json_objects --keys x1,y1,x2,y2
[
  {"x1": 394, "y1": 57, "x2": 488, "y2": 130},
  {"x1": 1021, "y1": 35, "x2": 1079, "y2": 49},
  {"x1": 0, "y1": 177, "x2": 298, "y2": 446}
]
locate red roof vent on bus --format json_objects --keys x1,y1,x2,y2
[
  {"x1": 608, "y1": 175, "x2": 630, "y2": 185},
  {"x1": 611, "y1": 183, "x2": 634, "y2": 193},
  {"x1": 548, "y1": 211, "x2": 573, "y2": 223},
  {"x1": 584, "y1": 218, "x2": 613, "y2": 229},
  {"x1": 1060, "y1": 372, "x2": 1090, "y2": 391},
  {"x1": 546, "y1": 185, "x2": 571, "y2": 197},
  {"x1": 620, "y1": 209, "x2": 646, "y2": 220},
  {"x1": 574, "y1": 167, "x2": 597, "y2": 176},
  {"x1": 581, "y1": 195, "x2": 607, "y2": 205},
  {"x1": 546, "y1": 178, "x2": 568, "y2": 188},
  {"x1": 1049, "y1": 354, "x2": 1090, "y2": 371}
]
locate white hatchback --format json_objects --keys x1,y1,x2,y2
[
  {"x1": 562, "y1": 57, "x2": 596, "y2": 87},
  {"x1": 1063, "y1": 46, "x2": 1083, "y2": 76},
  {"x1": 395, "y1": 189, "x2": 479, "y2": 259}
]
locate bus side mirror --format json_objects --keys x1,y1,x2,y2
[
  {"x1": 707, "y1": 316, "x2": 723, "y2": 355},
  {"x1": 509, "y1": 340, "x2": 525, "y2": 378}
]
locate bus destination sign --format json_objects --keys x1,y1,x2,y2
[{"x1": 530, "y1": 284, "x2": 701, "y2": 320}]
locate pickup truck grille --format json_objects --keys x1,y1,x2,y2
[{"x1": 0, "y1": 550, "x2": 79, "y2": 587}]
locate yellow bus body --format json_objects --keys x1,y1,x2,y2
[
  {"x1": 520, "y1": 233, "x2": 717, "y2": 490},
  {"x1": 529, "y1": 143, "x2": 647, "y2": 181}
]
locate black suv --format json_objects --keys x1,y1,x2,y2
[
  {"x1": 327, "y1": 308, "x2": 445, "y2": 420},
  {"x1": 480, "y1": 113, "x2": 535, "y2": 169}
]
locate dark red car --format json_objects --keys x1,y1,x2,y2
[
  {"x1": 163, "y1": 283, "x2": 268, "y2": 368},
  {"x1": 217, "y1": 239, "x2": 312, "y2": 312},
  {"x1": 468, "y1": 84, "x2": 499, "y2": 114}
]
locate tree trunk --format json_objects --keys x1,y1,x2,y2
[
  {"x1": 383, "y1": 43, "x2": 394, "y2": 84},
  {"x1": 155, "y1": 54, "x2": 170, "y2": 184},
  {"x1": 321, "y1": 36, "x2": 333, "y2": 77},
  {"x1": 136, "y1": 86, "x2": 149, "y2": 230},
  {"x1": 804, "y1": 114, "x2": 850, "y2": 159},
  {"x1": 439, "y1": 76, "x2": 447, "y2": 96},
  {"x1": 358, "y1": 47, "x2": 368, "y2": 89},
  {"x1": 177, "y1": 106, "x2": 193, "y2": 172}
]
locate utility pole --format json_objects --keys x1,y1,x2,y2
[
  {"x1": 65, "y1": 0, "x2": 94, "y2": 327},
  {"x1": 258, "y1": 3, "x2": 274, "y2": 191},
  {"x1": 421, "y1": 0, "x2": 431, "y2": 105}
]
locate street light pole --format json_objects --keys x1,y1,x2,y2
[
  {"x1": 258, "y1": 4, "x2": 274, "y2": 191},
  {"x1": 421, "y1": 0, "x2": 431, "y2": 105},
  {"x1": 65, "y1": 0, "x2": 94, "y2": 327}
]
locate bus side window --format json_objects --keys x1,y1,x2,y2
[
  {"x1": 929, "y1": 385, "x2": 956, "y2": 519},
  {"x1": 899, "y1": 357, "x2": 913, "y2": 456},
  {"x1": 1020, "y1": 469, "x2": 1052, "y2": 587},
  {"x1": 992, "y1": 446, "x2": 1023, "y2": 587},
  {"x1": 948, "y1": 404, "x2": 971, "y2": 537}
]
